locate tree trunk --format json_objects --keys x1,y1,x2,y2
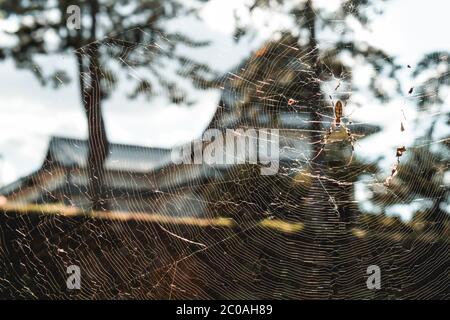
[
  {"x1": 85, "y1": 58, "x2": 109, "y2": 211},
  {"x1": 76, "y1": 0, "x2": 109, "y2": 211}
]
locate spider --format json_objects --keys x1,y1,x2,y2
[{"x1": 311, "y1": 99, "x2": 357, "y2": 165}]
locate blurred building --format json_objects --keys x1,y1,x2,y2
[
  {"x1": 0, "y1": 136, "x2": 180, "y2": 212},
  {"x1": 0, "y1": 36, "x2": 380, "y2": 219}
]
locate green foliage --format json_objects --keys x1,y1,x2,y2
[
  {"x1": 0, "y1": 0, "x2": 219, "y2": 210},
  {"x1": 413, "y1": 51, "x2": 450, "y2": 107},
  {"x1": 0, "y1": 0, "x2": 217, "y2": 102},
  {"x1": 224, "y1": 0, "x2": 401, "y2": 224},
  {"x1": 234, "y1": 0, "x2": 400, "y2": 102},
  {"x1": 369, "y1": 51, "x2": 450, "y2": 224}
]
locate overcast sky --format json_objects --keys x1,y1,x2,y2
[{"x1": 0, "y1": 0, "x2": 449, "y2": 220}]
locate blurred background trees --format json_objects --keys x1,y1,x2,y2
[
  {"x1": 0, "y1": 0, "x2": 449, "y2": 299},
  {"x1": 222, "y1": 0, "x2": 401, "y2": 224},
  {"x1": 371, "y1": 51, "x2": 450, "y2": 229},
  {"x1": 0, "y1": 0, "x2": 447, "y2": 224},
  {"x1": 220, "y1": 0, "x2": 449, "y2": 227},
  {"x1": 0, "y1": 0, "x2": 216, "y2": 210}
]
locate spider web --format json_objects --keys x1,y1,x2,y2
[{"x1": 0, "y1": 13, "x2": 449, "y2": 300}]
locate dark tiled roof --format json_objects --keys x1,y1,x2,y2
[
  {"x1": 0, "y1": 136, "x2": 173, "y2": 196},
  {"x1": 45, "y1": 136, "x2": 172, "y2": 172}
]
